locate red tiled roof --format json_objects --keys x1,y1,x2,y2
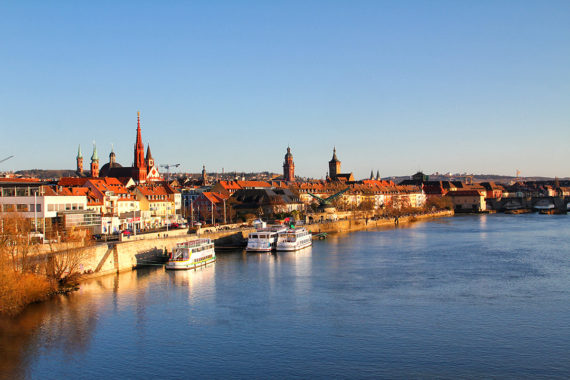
[
  {"x1": 236, "y1": 180, "x2": 271, "y2": 188},
  {"x1": 198, "y1": 191, "x2": 229, "y2": 205},
  {"x1": 58, "y1": 177, "x2": 88, "y2": 186},
  {"x1": 218, "y1": 181, "x2": 242, "y2": 190},
  {"x1": 136, "y1": 183, "x2": 170, "y2": 196},
  {"x1": 0, "y1": 178, "x2": 42, "y2": 183}
]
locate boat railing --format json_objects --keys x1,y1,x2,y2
[{"x1": 176, "y1": 238, "x2": 211, "y2": 249}]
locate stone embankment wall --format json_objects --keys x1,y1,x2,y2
[
  {"x1": 305, "y1": 210, "x2": 454, "y2": 234},
  {"x1": 66, "y1": 211, "x2": 452, "y2": 280},
  {"x1": 80, "y1": 228, "x2": 254, "y2": 278}
]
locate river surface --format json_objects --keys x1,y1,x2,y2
[{"x1": 1, "y1": 214, "x2": 569, "y2": 379}]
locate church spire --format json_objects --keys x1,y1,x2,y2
[
  {"x1": 135, "y1": 111, "x2": 145, "y2": 166},
  {"x1": 146, "y1": 144, "x2": 154, "y2": 168},
  {"x1": 331, "y1": 146, "x2": 339, "y2": 162},
  {"x1": 133, "y1": 111, "x2": 147, "y2": 183}
]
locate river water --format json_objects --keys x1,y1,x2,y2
[{"x1": 1, "y1": 214, "x2": 569, "y2": 379}]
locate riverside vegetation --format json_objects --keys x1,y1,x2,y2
[{"x1": 0, "y1": 214, "x2": 90, "y2": 317}]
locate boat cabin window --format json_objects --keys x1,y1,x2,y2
[{"x1": 173, "y1": 249, "x2": 189, "y2": 261}]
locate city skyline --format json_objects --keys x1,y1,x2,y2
[{"x1": 1, "y1": 1, "x2": 569, "y2": 178}]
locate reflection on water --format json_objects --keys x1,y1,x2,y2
[
  {"x1": 1, "y1": 214, "x2": 569, "y2": 378},
  {"x1": 0, "y1": 267, "x2": 171, "y2": 380},
  {"x1": 167, "y1": 264, "x2": 217, "y2": 305}
]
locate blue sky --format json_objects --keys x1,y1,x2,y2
[{"x1": 1, "y1": 1, "x2": 569, "y2": 179}]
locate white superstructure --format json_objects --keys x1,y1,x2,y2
[
  {"x1": 246, "y1": 225, "x2": 287, "y2": 252},
  {"x1": 276, "y1": 227, "x2": 312, "y2": 251},
  {"x1": 166, "y1": 238, "x2": 216, "y2": 270}
]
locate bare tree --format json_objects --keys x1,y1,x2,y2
[
  {"x1": 0, "y1": 213, "x2": 39, "y2": 273},
  {"x1": 46, "y1": 228, "x2": 91, "y2": 285}
]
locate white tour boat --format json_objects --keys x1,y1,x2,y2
[
  {"x1": 246, "y1": 225, "x2": 287, "y2": 252},
  {"x1": 166, "y1": 238, "x2": 216, "y2": 270},
  {"x1": 276, "y1": 227, "x2": 312, "y2": 251}
]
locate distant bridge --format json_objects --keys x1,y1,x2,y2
[{"x1": 488, "y1": 196, "x2": 569, "y2": 213}]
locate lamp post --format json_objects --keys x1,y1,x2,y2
[{"x1": 34, "y1": 191, "x2": 38, "y2": 233}]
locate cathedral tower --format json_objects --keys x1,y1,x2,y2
[
  {"x1": 76, "y1": 145, "x2": 83, "y2": 175},
  {"x1": 90, "y1": 143, "x2": 99, "y2": 178}
]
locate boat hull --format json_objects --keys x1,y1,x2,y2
[
  {"x1": 246, "y1": 247, "x2": 273, "y2": 252},
  {"x1": 277, "y1": 240, "x2": 313, "y2": 251},
  {"x1": 166, "y1": 256, "x2": 216, "y2": 270}
]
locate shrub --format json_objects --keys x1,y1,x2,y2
[{"x1": 0, "y1": 271, "x2": 55, "y2": 317}]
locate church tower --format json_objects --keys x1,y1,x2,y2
[
  {"x1": 283, "y1": 146, "x2": 295, "y2": 182},
  {"x1": 90, "y1": 143, "x2": 99, "y2": 178},
  {"x1": 76, "y1": 144, "x2": 83, "y2": 175},
  {"x1": 201, "y1": 165, "x2": 208, "y2": 186},
  {"x1": 133, "y1": 111, "x2": 147, "y2": 183},
  {"x1": 328, "y1": 147, "x2": 341, "y2": 179},
  {"x1": 145, "y1": 145, "x2": 154, "y2": 169}
]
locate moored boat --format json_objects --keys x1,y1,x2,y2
[
  {"x1": 166, "y1": 238, "x2": 216, "y2": 270},
  {"x1": 246, "y1": 225, "x2": 287, "y2": 252},
  {"x1": 276, "y1": 227, "x2": 312, "y2": 251}
]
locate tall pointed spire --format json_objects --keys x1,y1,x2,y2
[
  {"x1": 331, "y1": 146, "x2": 339, "y2": 162},
  {"x1": 77, "y1": 144, "x2": 83, "y2": 159},
  {"x1": 145, "y1": 144, "x2": 154, "y2": 169},
  {"x1": 133, "y1": 111, "x2": 147, "y2": 183},
  {"x1": 134, "y1": 111, "x2": 146, "y2": 168}
]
